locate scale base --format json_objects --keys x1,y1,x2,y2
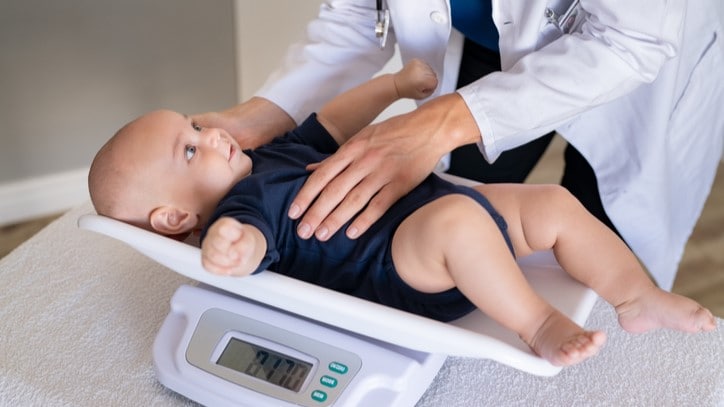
[{"x1": 153, "y1": 284, "x2": 446, "y2": 407}]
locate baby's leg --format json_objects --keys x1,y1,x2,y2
[
  {"x1": 476, "y1": 183, "x2": 716, "y2": 335},
  {"x1": 391, "y1": 194, "x2": 605, "y2": 366}
]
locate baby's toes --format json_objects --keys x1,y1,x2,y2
[{"x1": 694, "y1": 307, "x2": 716, "y2": 332}]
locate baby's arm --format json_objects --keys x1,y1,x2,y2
[
  {"x1": 201, "y1": 217, "x2": 267, "y2": 277},
  {"x1": 318, "y1": 59, "x2": 438, "y2": 145}
]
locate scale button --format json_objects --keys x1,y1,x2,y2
[
  {"x1": 311, "y1": 390, "x2": 328, "y2": 402},
  {"x1": 320, "y1": 375, "x2": 338, "y2": 388},
  {"x1": 328, "y1": 361, "x2": 348, "y2": 374}
]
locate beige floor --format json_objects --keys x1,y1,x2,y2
[{"x1": 1, "y1": 137, "x2": 723, "y2": 317}]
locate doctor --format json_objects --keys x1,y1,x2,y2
[{"x1": 197, "y1": 0, "x2": 724, "y2": 290}]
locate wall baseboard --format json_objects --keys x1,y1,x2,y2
[{"x1": 0, "y1": 168, "x2": 90, "y2": 226}]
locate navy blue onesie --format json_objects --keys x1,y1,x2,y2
[{"x1": 202, "y1": 114, "x2": 513, "y2": 322}]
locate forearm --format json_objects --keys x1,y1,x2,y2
[
  {"x1": 404, "y1": 93, "x2": 481, "y2": 159},
  {"x1": 318, "y1": 74, "x2": 399, "y2": 145},
  {"x1": 221, "y1": 97, "x2": 296, "y2": 148},
  {"x1": 193, "y1": 97, "x2": 296, "y2": 150},
  {"x1": 237, "y1": 224, "x2": 268, "y2": 276}
]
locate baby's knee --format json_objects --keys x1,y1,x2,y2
[
  {"x1": 539, "y1": 184, "x2": 581, "y2": 211},
  {"x1": 534, "y1": 185, "x2": 596, "y2": 234},
  {"x1": 400, "y1": 194, "x2": 485, "y2": 241}
]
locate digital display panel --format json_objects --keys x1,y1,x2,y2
[{"x1": 216, "y1": 337, "x2": 313, "y2": 392}]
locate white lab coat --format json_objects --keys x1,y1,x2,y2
[{"x1": 257, "y1": 0, "x2": 724, "y2": 290}]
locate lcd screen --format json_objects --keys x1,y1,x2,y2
[{"x1": 217, "y1": 337, "x2": 313, "y2": 392}]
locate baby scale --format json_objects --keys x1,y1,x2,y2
[{"x1": 77, "y1": 175, "x2": 598, "y2": 407}]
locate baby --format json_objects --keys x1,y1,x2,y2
[{"x1": 89, "y1": 59, "x2": 715, "y2": 367}]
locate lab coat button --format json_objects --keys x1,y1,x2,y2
[{"x1": 429, "y1": 11, "x2": 448, "y2": 25}]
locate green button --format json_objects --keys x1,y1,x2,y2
[
  {"x1": 320, "y1": 375, "x2": 338, "y2": 388},
  {"x1": 311, "y1": 390, "x2": 327, "y2": 402},
  {"x1": 328, "y1": 362, "x2": 348, "y2": 374}
]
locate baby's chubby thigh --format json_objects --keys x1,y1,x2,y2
[{"x1": 390, "y1": 193, "x2": 496, "y2": 294}]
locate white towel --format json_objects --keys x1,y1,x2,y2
[{"x1": 1, "y1": 202, "x2": 722, "y2": 406}]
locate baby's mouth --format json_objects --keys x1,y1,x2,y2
[{"x1": 228, "y1": 145, "x2": 235, "y2": 161}]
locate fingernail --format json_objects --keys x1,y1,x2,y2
[
  {"x1": 298, "y1": 223, "x2": 311, "y2": 239},
  {"x1": 288, "y1": 204, "x2": 300, "y2": 218},
  {"x1": 346, "y1": 226, "x2": 359, "y2": 239},
  {"x1": 316, "y1": 226, "x2": 328, "y2": 240}
]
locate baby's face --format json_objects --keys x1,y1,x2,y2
[{"x1": 127, "y1": 109, "x2": 252, "y2": 224}]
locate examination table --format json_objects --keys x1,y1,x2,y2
[{"x1": 0, "y1": 202, "x2": 722, "y2": 406}]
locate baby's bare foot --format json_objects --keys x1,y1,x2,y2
[
  {"x1": 524, "y1": 309, "x2": 606, "y2": 367},
  {"x1": 394, "y1": 59, "x2": 438, "y2": 100},
  {"x1": 616, "y1": 287, "x2": 716, "y2": 334}
]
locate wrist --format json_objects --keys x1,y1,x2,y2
[
  {"x1": 418, "y1": 93, "x2": 481, "y2": 153},
  {"x1": 228, "y1": 97, "x2": 296, "y2": 148}
]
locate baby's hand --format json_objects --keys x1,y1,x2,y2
[
  {"x1": 201, "y1": 217, "x2": 265, "y2": 277},
  {"x1": 394, "y1": 59, "x2": 438, "y2": 100}
]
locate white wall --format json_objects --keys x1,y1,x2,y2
[
  {"x1": 235, "y1": 1, "x2": 321, "y2": 101},
  {"x1": 0, "y1": 0, "x2": 237, "y2": 225}
]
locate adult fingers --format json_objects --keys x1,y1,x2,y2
[
  {"x1": 294, "y1": 161, "x2": 371, "y2": 239},
  {"x1": 288, "y1": 147, "x2": 362, "y2": 234},
  {"x1": 343, "y1": 181, "x2": 408, "y2": 239},
  {"x1": 311, "y1": 172, "x2": 391, "y2": 241}
]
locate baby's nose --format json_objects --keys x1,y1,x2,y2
[{"x1": 201, "y1": 128, "x2": 220, "y2": 147}]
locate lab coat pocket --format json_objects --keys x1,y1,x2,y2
[
  {"x1": 545, "y1": 0, "x2": 586, "y2": 34},
  {"x1": 538, "y1": 0, "x2": 589, "y2": 51}
]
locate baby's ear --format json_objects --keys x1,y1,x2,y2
[{"x1": 149, "y1": 206, "x2": 197, "y2": 236}]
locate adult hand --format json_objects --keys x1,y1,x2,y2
[
  {"x1": 193, "y1": 96, "x2": 296, "y2": 149},
  {"x1": 289, "y1": 93, "x2": 481, "y2": 241}
]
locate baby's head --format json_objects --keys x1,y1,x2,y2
[{"x1": 89, "y1": 109, "x2": 251, "y2": 237}]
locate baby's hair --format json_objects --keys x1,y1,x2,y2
[{"x1": 89, "y1": 130, "x2": 125, "y2": 216}]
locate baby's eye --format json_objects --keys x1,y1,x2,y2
[
  {"x1": 192, "y1": 122, "x2": 202, "y2": 131},
  {"x1": 185, "y1": 145, "x2": 196, "y2": 161}
]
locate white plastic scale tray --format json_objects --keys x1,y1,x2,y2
[
  {"x1": 77, "y1": 178, "x2": 597, "y2": 377},
  {"x1": 77, "y1": 222, "x2": 598, "y2": 377}
]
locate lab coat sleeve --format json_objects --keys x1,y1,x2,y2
[
  {"x1": 461, "y1": 0, "x2": 686, "y2": 162},
  {"x1": 255, "y1": 0, "x2": 397, "y2": 124}
]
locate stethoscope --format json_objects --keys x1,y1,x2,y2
[
  {"x1": 375, "y1": 0, "x2": 390, "y2": 49},
  {"x1": 374, "y1": 0, "x2": 585, "y2": 50}
]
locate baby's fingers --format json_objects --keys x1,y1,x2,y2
[
  {"x1": 215, "y1": 218, "x2": 244, "y2": 241},
  {"x1": 202, "y1": 243, "x2": 242, "y2": 276},
  {"x1": 202, "y1": 242, "x2": 239, "y2": 267},
  {"x1": 201, "y1": 218, "x2": 245, "y2": 274},
  {"x1": 202, "y1": 256, "x2": 233, "y2": 276}
]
